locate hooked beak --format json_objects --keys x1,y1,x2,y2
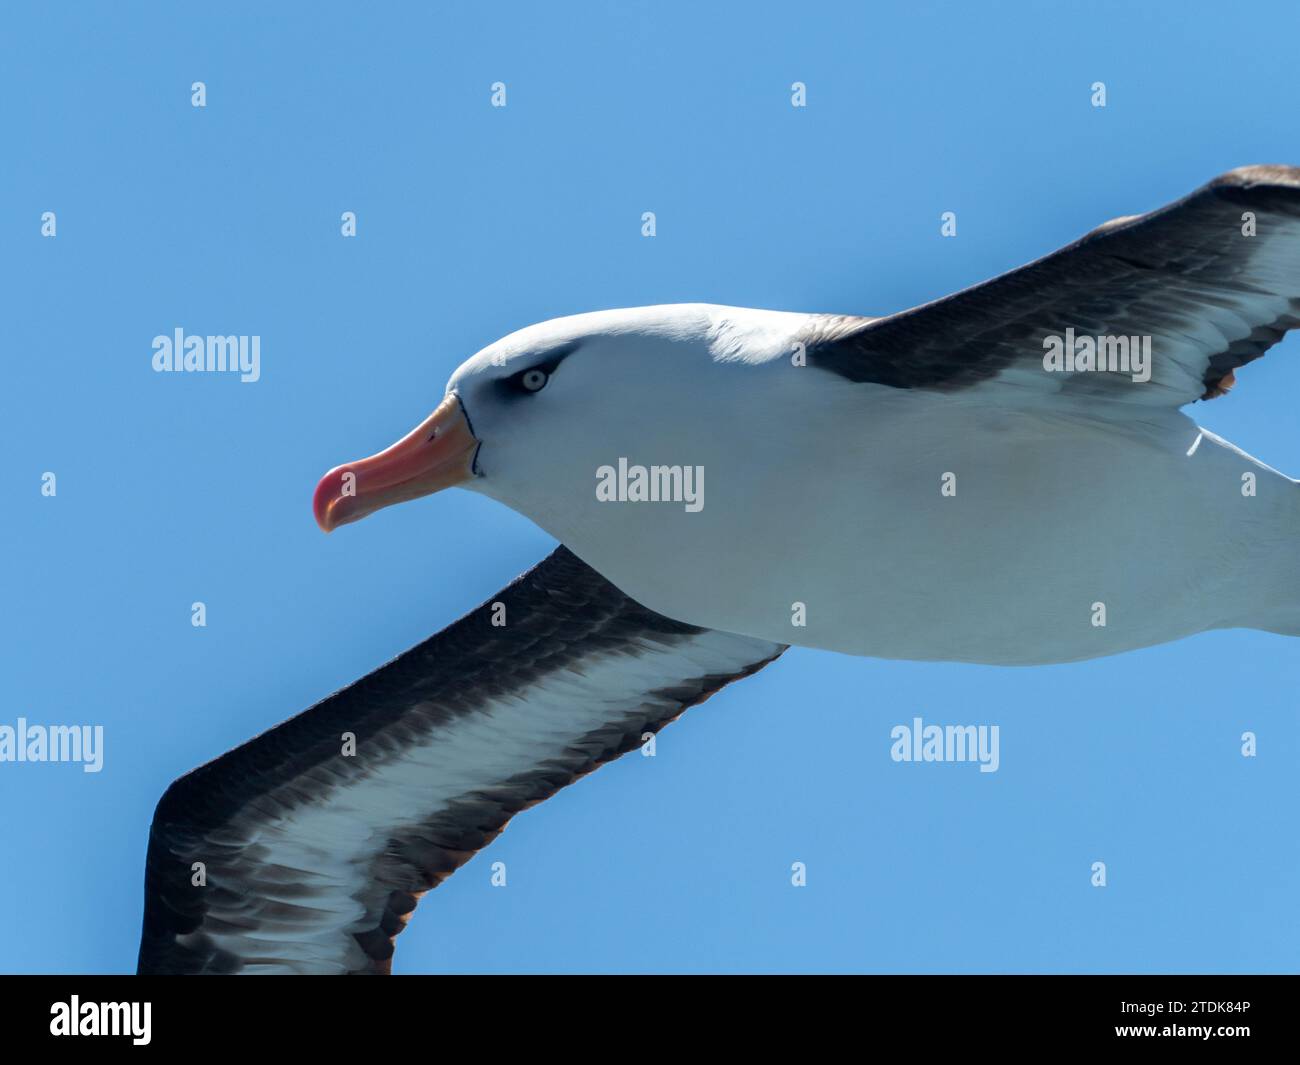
[{"x1": 313, "y1": 394, "x2": 479, "y2": 532}]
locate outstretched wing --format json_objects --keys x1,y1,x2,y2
[
  {"x1": 137, "y1": 547, "x2": 784, "y2": 974},
  {"x1": 807, "y1": 165, "x2": 1300, "y2": 407}
]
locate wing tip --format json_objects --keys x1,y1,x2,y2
[
  {"x1": 1208, "y1": 166, "x2": 1300, "y2": 216},
  {"x1": 1083, "y1": 165, "x2": 1300, "y2": 244},
  {"x1": 1210, "y1": 164, "x2": 1300, "y2": 191}
]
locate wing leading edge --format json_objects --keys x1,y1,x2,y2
[{"x1": 138, "y1": 547, "x2": 784, "y2": 974}]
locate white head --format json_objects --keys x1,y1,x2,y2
[
  {"x1": 314, "y1": 304, "x2": 780, "y2": 527},
  {"x1": 313, "y1": 304, "x2": 802, "y2": 541}
]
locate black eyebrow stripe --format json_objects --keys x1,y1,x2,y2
[
  {"x1": 523, "y1": 340, "x2": 580, "y2": 374},
  {"x1": 492, "y1": 340, "x2": 582, "y2": 402}
]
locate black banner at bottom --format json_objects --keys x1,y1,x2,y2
[{"x1": 0, "y1": 974, "x2": 1288, "y2": 1052}]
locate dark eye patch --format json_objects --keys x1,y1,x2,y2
[{"x1": 493, "y1": 341, "x2": 580, "y2": 400}]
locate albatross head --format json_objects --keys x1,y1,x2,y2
[{"x1": 313, "y1": 304, "x2": 786, "y2": 535}]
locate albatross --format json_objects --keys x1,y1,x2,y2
[{"x1": 139, "y1": 165, "x2": 1300, "y2": 973}]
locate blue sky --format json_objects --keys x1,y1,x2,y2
[{"x1": 2, "y1": 0, "x2": 1297, "y2": 973}]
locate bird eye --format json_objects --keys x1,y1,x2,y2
[{"x1": 519, "y1": 368, "x2": 549, "y2": 393}]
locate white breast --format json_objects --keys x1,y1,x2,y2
[{"x1": 522, "y1": 370, "x2": 1300, "y2": 666}]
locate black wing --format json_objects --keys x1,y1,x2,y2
[
  {"x1": 138, "y1": 547, "x2": 784, "y2": 974},
  {"x1": 807, "y1": 165, "x2": 1300, "y2": 407}
]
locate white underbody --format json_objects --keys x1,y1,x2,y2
[{"x1": 462, "y1": 306, "x2": 1300, "y2": 666}]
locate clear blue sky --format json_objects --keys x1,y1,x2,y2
[{"x1": 3, "y1": 1, "x2": 1297, "y2": 974}]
